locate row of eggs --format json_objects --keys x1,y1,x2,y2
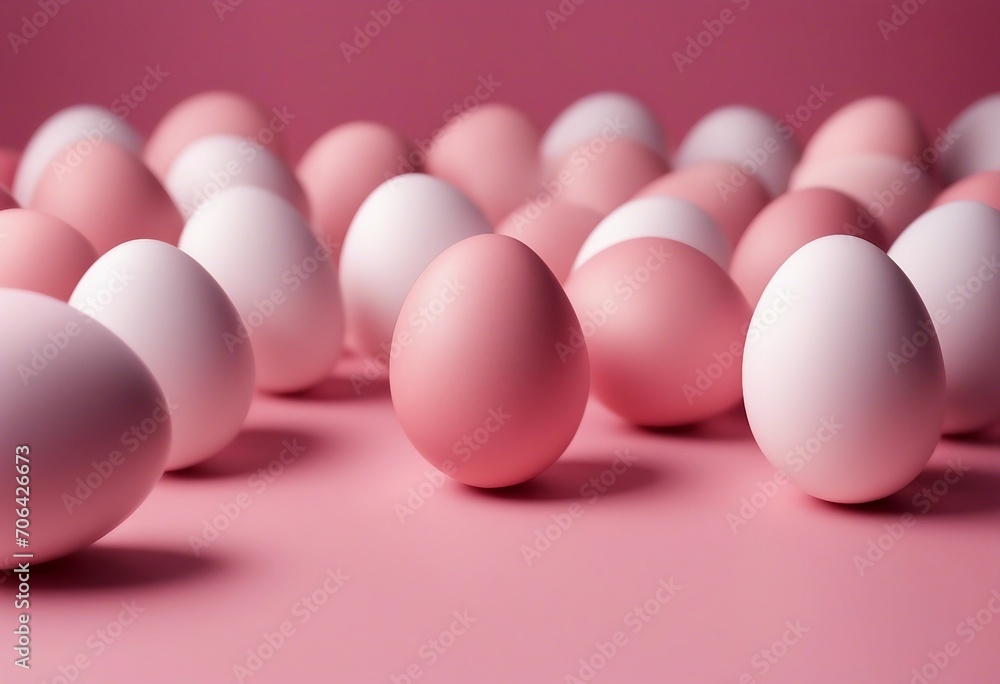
[{"x1": 3, "y1": 90, "x2": 1000, "y2": 568}]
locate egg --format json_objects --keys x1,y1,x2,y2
[
  {"x1": 932, "y1": 170, "x2": 1000, "y2": 212},
  {"x1": 743, "y1": 235, "x2": 946, "y2": 504},
  {"x1": 800, "y1": 96, "x2": 928, "y2": 168},
  {"x1": 495, "y1": 199, "x2": 602, "y2": 283},
  {"x1": 939, "y1": 93, "x2": 1000, "y2": 184},
  {"x1": 179, "y1": 187, "x2": 343, "y2": 393},
  {"x1": 789, "y1": 153, "x2": 936, "y2": 241},
  {"x1": 0, "y1": 209, "x2": 98, "y2": 300},
  {"x1": 70, "y1": 239, "x2": 255, "y2": 469},
  {"x1": 730, "y1": 188, "x2": 888, "y2": 306},
  {"x1": 550, "y1": 138, "x2": 668, "y2": 215},
  {"x1": 1, "y1": 289, "x2": 170, "y2": 568},
  {"x1": 144, "y1": 91, "x2": 286, "y2": 179},
  {"x1": 13, "y1": 104, "x2": 143, "y2": 206},
  {"x1": 888, "y1": 201, "x2": 1000, "y2": 434},
  {"x1": 674, "y1": 105, "x2": 800, "y2": 197},
  {"x1": 165, "y1": 135, "x2": 308, "y2": 219},
  {"x1": 573, "y1": 196, "x2": 730, "y2": 271},
  {"x1": 30, "y1": 140, "x2": 183, "y2": 255},
  {"x1": 0, "y1": 147, "x2": 20, "y2": 190},
  {"x1": 390, "y1": 234, "x2": 589, "y2": 487},
  {"x1": 565, "y1": 237, "x2": 750, "y2": 426},
  {"x1": 0, "y1": 187, "x2": 19, "y2": 211},
  {"x1": 633, "y1": 161, "x2": 771, "y2": 246},
  {"x1": 339, "y1": 173, "x2": 491, "y2": 358},
  {"x1": 540, "y1": 91, "x2": 666, "y2": 169},
  {"x1": 296, "y1": 121, "x2": 412, "y2": 263},
  {"x1": 425, "y1": 103, "x2": 541, "y2": 225}
]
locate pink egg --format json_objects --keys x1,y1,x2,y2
[
  {"x1": 932, "y1": 170, "x2": 1000, "y2": 211},
  {"x1": 939, "y1": 93, "x2": 1000, "y2": 184},
  {"x1": 0, "y1": 209, "x2": 98, "y2": 300},
  {"x1": 730, "y1": 188, "x2": 888, "y2": 306},
  {"x1": 551, "y1": 138, "x2": 668, "y2": 215},
  {"x1": 425, "y1": 103, "x2": 541, "y2": 225},
  {"x1": 633, "y1": 161, "x2": 771, "y2": 246},
  {"x1": 495, "y1": 199, "x2": 602, "y2": 283},
  {"x1": 789, "y1": 153, "x2": 937, "y2": 241},
  {"x1": 296, "y1": 121, "x2": 412, "y2": 263},
  {"x1": 565, "y1": 237, "x2": 751, "y2": 427},
  {"x1": 390, "y1": 234, "x2": 589, "y2": 488},
  {"x1": 0, "y1": 186, "x2": 18, "y2": 211},
  {"x1": 30, "y1": 141, "x2": 183, "y2": 255},
  {"x1": 144, "y1": 91, "x2": 286, "y2": 179},
  {"x1": 1, "y1": 289, "x2": 171, "y2": 568},
  {"x1": 801, "y1": 96, "x2": 928, "y2": 167},
  {"x1": 0, "y1": 147, "x2": 20, "y2": 190}
]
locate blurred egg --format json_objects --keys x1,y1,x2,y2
[
  {"x1": 551, "y1": 138, "x2": 668, "y2": 215},
  {"x1": 13, "y1": 104, "x2": 142, "y2": 206},
  {"x1": 789, "y1": 153, "x2": 936, "y2": 241},
  {"x1": 540, "y1": 91, "x2": 666, "y2": 169},
  {"x1": 0, "y1": 209, "x2": 97, "y2": 299},
  {"x1": 340, "y1": 173, "x2": 491, "y2": 357},
  {"x1": 939, "y1": 93, "x2": 1000, "y2": 184},
  {"x1": 145, "y1": 91, "x2": 286, "y2": 179},
  {"x1": 390, "y1": 234, "x2": 589, "y2": 487},
  {"x1": 573, "y1": 196, "x2": 730, "y2": 271},
  {"x1": 565, "y1": 237, "x2": 750, "y2": 426},
  {"x1": 495, "y1": 198, "x2": 602, "y2": 283},
  {"x1": 425, "y1": 103, "x2": 541, "y2": 225},
  {"x1": 0, "y1": 186, "x2": 18, "y2": 211},
  {"x1": 30, "y1": 140, "x2": 183, "y2": 255},
  {"x1": 179, "y1": 187, "x2": 343, "y2": 393},
  {"x1": 674, "y1": 105, "x2": 800, "y2": 197},
  {"x1": 634, "y1": 161, "x2": 770, "y2": 246},
  {"x1": 165, "y1": 134, "x2": 307, "y2": 219},
  {"x1": 1, "y1": 289, "x2": 170, "y2": 568},
  {"x1": 0, "y1": 147, "x2": 20, "y2": 190},
  {"x1": 296, "y1": 121, "x2": 412, "y2": 263},
  {"x1": 70, "y1": 239, "x2": 255, "y2": 469},
  {"x1": 743, "y1": 235, "x2": 946, "y2": 503},
  {"x1": 932, "y1": 170, "x2": 1000, "y2": 211},
  {"x1": 888, "y1": 201, "x2": 1000, "y2": 434},
  {"x1": 730, "y1": 188, "x2": 888, "y2": 306},
  {"x1": 801, "y1": 96, "x2": 927, "y2": 167}
]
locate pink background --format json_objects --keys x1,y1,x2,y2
[{"x1": 3, "y1": 1, "x2": 1000, "y2": 683}]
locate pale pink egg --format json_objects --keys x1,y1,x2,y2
[
  {"x1": 30, "y1": 141, "x2": 183, "y2": 255},
  {"x1": 144, "y1": 91, "x2": 286, "y2": 179},
  {"x1": 0, "y1": 209, "x2": 97, "y2": 300},
  {"x1": 730, "y1": 188, "x2": 888, "y2": 306},
  {"x1": 939, "y1": 93, "x2": 1000, "y2": 184},
  {"x1": 932, "y1": 170, "x2": 1000, "y2": 211},
  {"x1": 0, "y1": 147, "x2": 20, "y2": 190},
  {"x1": 390, "y1": 234, "x2": 589, "y2": 488},
  {"x1": 633, "y1": 161, "x2": 771, "y2": 247},
  {"x1": 1, "y1": 289, "x2": 171, "y2": 568},
  {"x1": 495, "y1": 198, "x2": 602, "y2": 283},
  {"x1": 0, "y1": 186, "x2": 18, "y2": 211},
  {"x1": 789, "y1": 153, "x2": 937, "y2": 241},
  {"x1": 425, "y1": 103, "x2": 541, "y2": 225},
  {"x1": 296, "y1": 121, "x2": 412, "y2": 263},
  {"x1": 801, "y1": 96, "x2": 928, "y2": 168},
  {"x1": 565, "y1": 237, "x2": 750, "y2": 427},
  {"x1": 551, "y1": 138, "x2": 668, "y2": 215}
]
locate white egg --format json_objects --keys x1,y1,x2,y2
[
  {"x1": 179, "y1": 187, "x2": 343, "y2": 393},
  {"x1": 939, "y1": 93, "x2": 1000, "y2": 184},
  {"x1": 70, "y1": 239, "x2": 255, "y2": 469}
]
